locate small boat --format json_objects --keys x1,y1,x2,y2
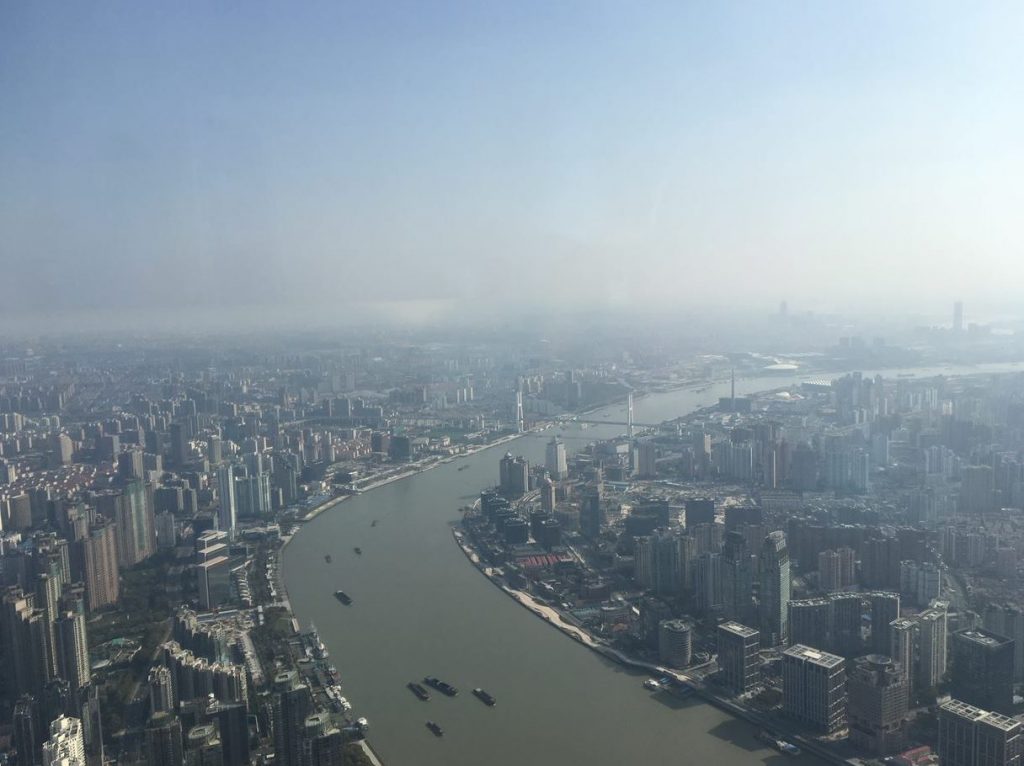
[
  {"x1": 371, "y1": 520, "x2": 378, "y2": 527},
  {"x1": 324, "y1": 554, "x2": 332, "y2": 564},
  {"x1": 334, "y1": 590, "x2": 353, "y2": 605},
  {"x1": 353, "y1": 547, "x2": 362, "y2": 555},
  {"x1": 457, "y1": 465, "x2": 469, "y2": 471},
  {"x1": 423, "y1": 677, "x2": 458, "y2": 697},
  {"x1": 759, "y1": 731, "x2": 801, "y2": 756},
  {"x1": 777, "y1": 741, "x2": 801, "y2": 756},
  {"x1": 426, "y1": 721, "x2": 443, "y2": 737},
  {"x1": 643, "y1": 679, "x2": 661, "y2": 691},
  {"x1": 407, "y1": 682, "x2": 430, "y2": 701},
  {"x1": 472, "y1": 688, "x2": 496, "y2": 706}
]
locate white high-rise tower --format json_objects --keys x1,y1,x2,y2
[{"x1": 217, "y1": 463, "x2": 237, "y2": 537}]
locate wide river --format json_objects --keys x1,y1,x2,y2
[{"x1": 282, "y1": 362, "x2": 1023, "y2": 766}]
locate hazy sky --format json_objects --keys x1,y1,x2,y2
[{"x1": 2, "y1": 2, "x2": 1023, "y2": 327}]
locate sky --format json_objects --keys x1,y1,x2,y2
[{"x1": 2, "y1": 1, "x2": 1023, "y2": 330}]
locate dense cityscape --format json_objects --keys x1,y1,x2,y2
[
  {"x1": 6, "y1": 3, "x2": 1024, "y2": 765},
  {"x1": 0, "y1": 306, "x2": 1021, "y2": 765}
]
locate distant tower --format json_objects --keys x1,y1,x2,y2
[
  {"x1": 515, "y1": 391, "x2": 524, "y2": 433},
  {"x1": 953, "y1": 301, "x2": 964, "y2": 333},
  {"x1": 217, "y1": 464, "x2": 236, "y2": 538},
  {"x1": 627, "y1": 392, "x2": 634, "y2": 439}
]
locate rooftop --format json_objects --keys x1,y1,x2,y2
[
  {"x1": 956, "y1": 628, "x2": 1012, "y2": 648},
  {"x1": 784, "y1": 644, "x2": 845, "y2": 668},
  {"x1": 719, "y1": 621, "x2": 759, "y2": 639},
  {"x1": 941, "y1": 699, "x2": 1021, "y2": 731}
]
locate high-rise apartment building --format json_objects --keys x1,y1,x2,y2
[
  {"x1": 55, "y1": 610, "x2": 90, "y2": 697},
  {"x1": 499, "y1": 453, "x2": 529, "y2": 498},
  {"x1": 42, "y1": 715, "x2": 85, "y2": 766},
  {"x1": 634, "y1": 530, "x2": 688, "y2": 596},
  {"x1": 81, "y1": 520, "x2": 119, "y2": 611},
  {"x1": 695, "y1": 552, "x2": 722, "y2": 613},
  {"x1": 146, "y1": 711, "x2": 184, "y2": 766},
  {"x1": 889, "y1": 617, "x2": 917, "y2": 696},
  {"x1": 788, "y1": 598, "x2": 832, "y2": 651},
  {"x1": 869, "y1": 592, "x2": 900, "y2": 656},
  {"x1": 917, "y1": 605, "x2": 949, "y2": 691},
  {"x1": 272, "y1": 671, "x2": 312, "y2": 766},
  {"x1": 97, "y1": 480, "x2": 156, "y2": 568},
  {"x1": 819, "y1": 549, "x2": 842, "y2": 592}
]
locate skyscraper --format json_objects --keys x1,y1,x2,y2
[
  {"x1": 951, "y1": 629, "x2": 1015, "y2": 713},
  {"x1": 917, "y1": 605, "x2": 949, "y2": 691},
  {"x1": 13, "y1": 696, "x2": 41, "y2": 766},
  {"x1": 890, "y1": 617, "x2": 917, "y2": 696},
  {"x1": 36, "y1": 572, "x2": 62, "y2": 679},
  {"x1": 99, "y1": 480, "x2": 156, "y2": 568},
  {"x1": 635, "y1": 439, "x2": 657, "y2": 478},
  {"x1": 634, "y1": 530, "x2": 687, "y2": 596},
  {"x1": 847, "y1": 655, "x2": 909, "y2": 755},
  {"x1": 210, "y1": 701, "x2": 251, "y2": 766},
  {"x1": 718, "y1": 621, "x2": 761, "y2": 695},
  {"x1": 272, "y1": 671, "x2": 312, "y2": 766},
  {"x1": 499, "y1": 452, "x2": 529, "y2": 498},
  {"x1": 146, "y1": 712, "x2": 184, "y2": 766},
  {"x1": 217, "y1": 463, "x2": 237, "y2": 536},
  {"x1": 758, "y1": 531, "x2": 791, "y2": 646},
  {"x1": 782, "y1": 644, "x2": 847, "y2": 734},
  {"x1": 186, "y1": 723, "x2": 224, "y2": 766},
  {"x1": 984, "y1": 604, "x2": 1024, "y2": 682},
  {"x1": 579, "y1": 489, "x2": 604, "y2": 538},
  {"x1": 3, "y1": 590, "x2": 52, "y2": 696},
  {"x1": 818, "y1": 549, "x2": 842, "y2": 592},
  {"x1": 170, "y1": 421, "x2": 190, "y2": 467},
  {"x1": 721, "y1": 531, "x2": 755, "y2": 623},
  {"x1": 545, "y1": 438, "x2": 567, "y2": 480},
  {"x1": 938, "y1": 698, "x2": 1022, "y2": 766},
  {"x1": 42, "y1": 715, "x2": 85, "y2": 766},
  {"x1": 149, "y1": 665, "x2": 176, "y2": 715},
  {"x1": 55, "y1": 610, "x2": 91, "y2": 697},
  {"x1": 788, "y1": 598, "x2": 832, "y2": 651},
  {"x1": 695, "y1": 552, "x2": 722, "y2": 614},
  {"x1": 684, "y1": 498, "x2": 715, "y2": 527},
  {"x1": 869, "y1": 592, "x2": 901, "y2": 656},
  {"x1": 302, "y1": 712, "x2": 344, "y2": 766},
  {"x1": 82, "y1": 520, "x2": 120, "y2": 611},
  {"x1": 830, "y1": 593, "x2": 865, "y2": 658}
]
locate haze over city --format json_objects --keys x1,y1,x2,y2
[
  {"x1": 8, "y1": 5, "x2": 1024, "y2": 766},
  {"x1": 3, "y1": 1, "x2": 1024, "y2": 333}
]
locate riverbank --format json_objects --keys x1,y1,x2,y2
[
  {"x1": 298, "y1": 430, "x2": 536, "y2": 524},
  {"x1": 451, "y1": 527, "x2": 849, "y2": 765}
]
